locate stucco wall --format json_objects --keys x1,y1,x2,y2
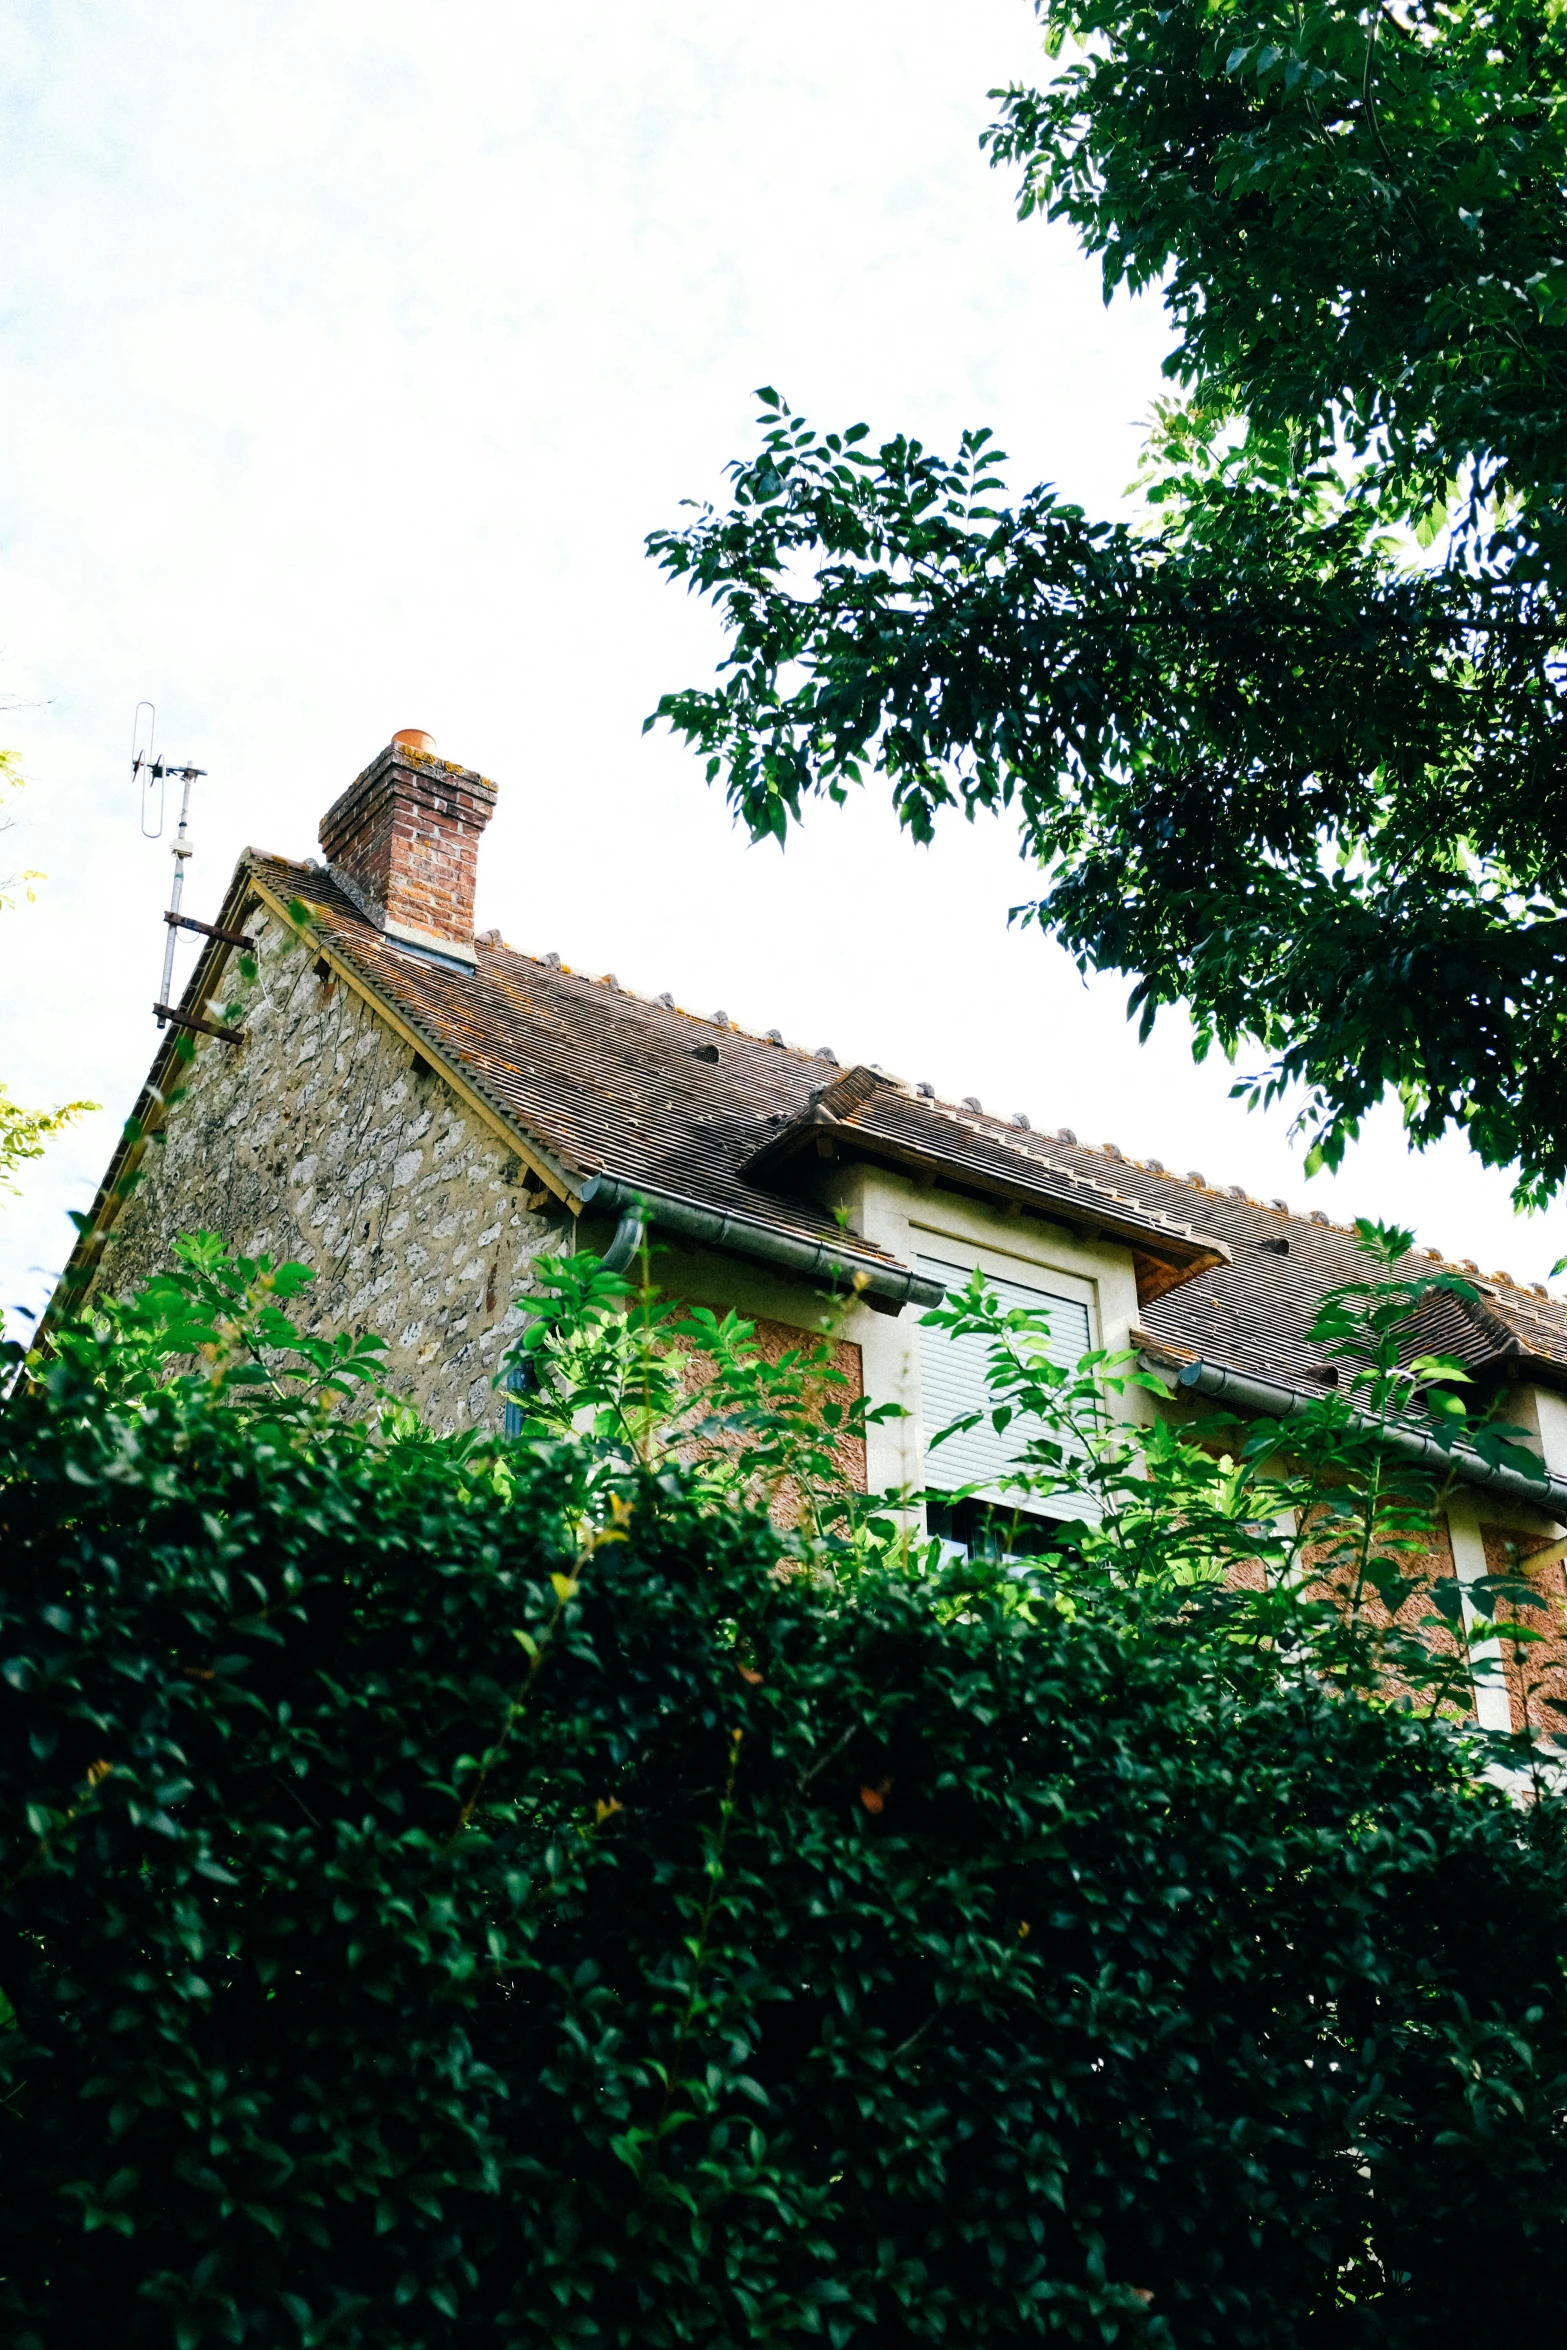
[{"x1": 94, "y1": 903, "x2": 560, "y2": 1430}]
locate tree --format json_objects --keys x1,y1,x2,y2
[
  {"x1": 647, "y1": 0, "x2": 1567, "y2": 1203},
  {"x1": 2, "y1": 1233, "x2": 1565, "y2": 2344}
]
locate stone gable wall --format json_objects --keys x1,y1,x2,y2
[{"x1": 95, "y1": 904, "x2": 560, "y2": 1430}]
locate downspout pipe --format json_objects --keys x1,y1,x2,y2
[
  {"x1": 1174, "y1": 1356, "x2": 1567, "y2": 1517},
  {"x1": 599, "y1": 1209, "x2": 646, "y2": 1276},
  {"x1": 578, "y1": 1172, "x2": 946, "y2": 1313}
]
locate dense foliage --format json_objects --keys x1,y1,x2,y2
[
  {"x1": 3, "y1": 1238, "x2": 1567, "y2": 2345},
  {"x1": 649, "y1": 0, "x2": 1567, "y2": 1201}
]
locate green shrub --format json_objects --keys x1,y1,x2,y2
[{"x1": 1, "y1": 1244, "x2": 1565, "y2": 2346}]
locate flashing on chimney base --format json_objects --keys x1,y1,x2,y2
[{"x1": 386, "y1": 933, "x2": 480, "y2": 976}]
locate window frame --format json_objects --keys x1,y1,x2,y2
[{"x1": 909, "y1": 1222, "x2": 1102, "y2": 1520}]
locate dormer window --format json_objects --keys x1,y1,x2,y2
[{"x1": 916, "y1": 1254, "x2": 1097, "y2": 1523}]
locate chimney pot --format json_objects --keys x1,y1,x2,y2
[{"x1": 319, "y1": 737, "x2": 496, "y2": 966}]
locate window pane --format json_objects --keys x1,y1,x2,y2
[{"x1": 916, "y1": 1255, "x2": 1093, "y2": 1512}]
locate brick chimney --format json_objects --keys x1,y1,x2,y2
[{"x1": 318, "y1": 732, "x2": 496, "y2": 968}]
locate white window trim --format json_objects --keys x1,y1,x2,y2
[
  {"x1": 834, "y1": 1167, "x2": 1145, "y2": 1512},
  {"x1": 1447, "y1": 1494, "x2": 1514, "y2": 1734}
]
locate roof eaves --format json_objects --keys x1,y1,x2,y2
[
  {"x1": 1131, "y1": 1326, "x2": 1197, "y2": 1373},
  {"x1": 1467, "y1": 1342, "x2": 1567, "y2": 1394},
  {"x1": 746, "y1": 1079, "x2": 1230, "y2": 1283},
  {"x1": 579, "y1": 1170, "x2": 941, "y2": 1311},
  {"x1": 1162, "y1": 1351, "x2": 1567, "y2": 1518}
]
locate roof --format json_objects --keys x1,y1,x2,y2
[
  {"x1": 59, "y1": 847, "x2": 1567, "y2": 1397},
  {"x1": 230, "y1": 855, "x2": 1232, "y2": 1304},
  {"x1": 1096, "y1": 1159, "x2": 1567, "y2": 1394},
  {"x1": 742, "y1": 1066, "x2": 1229, "y2": 1304},
  {"x1": 731, "y1": 1056, "x2": 1567, "y2": 1395}
]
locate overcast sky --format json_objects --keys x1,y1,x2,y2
[{"x1": 2, "y1": 0, "x2": 1563, "y2": 1330}]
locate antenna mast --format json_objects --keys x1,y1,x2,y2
[
  {"x1": 157, "y1": 758, "x2": 207, "y2": 1022},
  {"x1": 132, "y1": 704, "x2": 212, "y2": 1029}
]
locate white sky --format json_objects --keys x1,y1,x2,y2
[{"x1": 2, "y1": 0, "x2": 1563, "y2": 1330}]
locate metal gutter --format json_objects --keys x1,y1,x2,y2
[
  {"x1": 578, "y1": 1173, "x2": 947, "y2": 1313},
  {"x1": 1172, "y1": 1356, "x2": 1567, "y2": 1516},
  {"x1": 599, "y1": 1209, "x2": 646, "y2": 1275}
]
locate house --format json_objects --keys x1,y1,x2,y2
[{"x1": 52, "y1": 731, "x2": 1567, "y2": 1731}]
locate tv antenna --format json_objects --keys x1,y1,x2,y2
[{"x1": 133, "y1": 703, "x2": 215, "y2": 1029}]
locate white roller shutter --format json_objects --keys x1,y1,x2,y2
[{"x1": 916, "y1": 1254, "x2": 1093, "y2": 1510}]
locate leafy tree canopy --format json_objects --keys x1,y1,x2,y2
[{"x1": 648, "y1": 0, "x2": 1567, "y2": 1204}]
